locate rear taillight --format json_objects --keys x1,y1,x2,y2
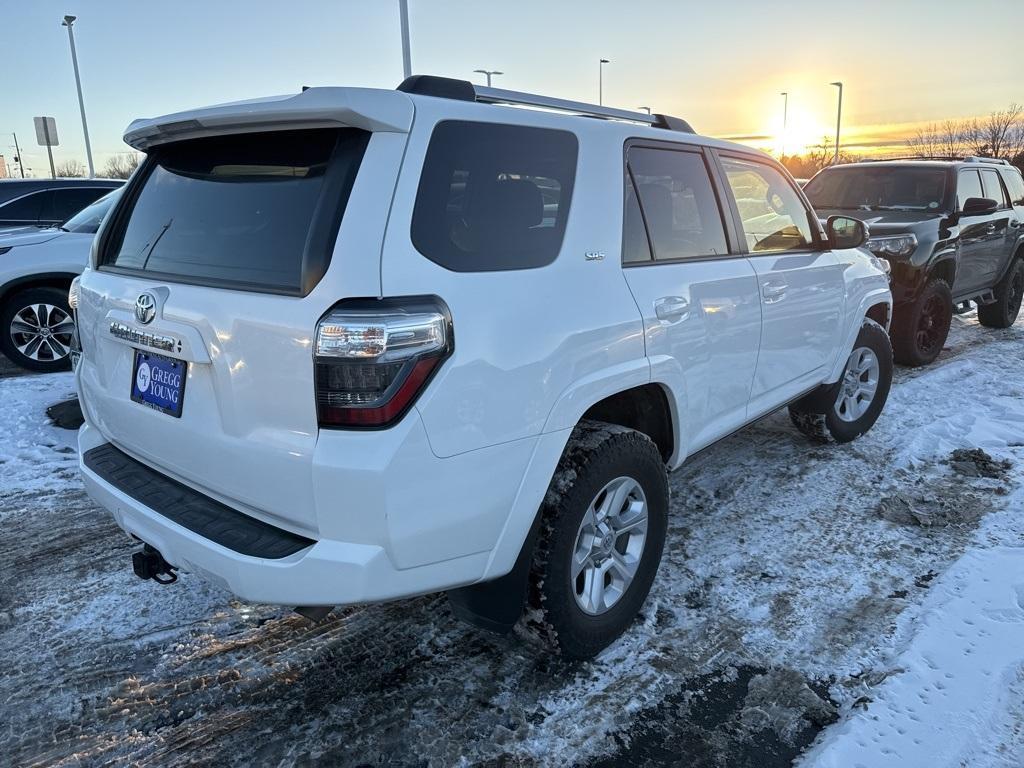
[{"x1": 314, "y1": 297, "x2": 452, "y2": 428}]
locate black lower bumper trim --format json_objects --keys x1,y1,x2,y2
[{"x1": 84, "y1": 443, "x2": 315, "y2": 559}]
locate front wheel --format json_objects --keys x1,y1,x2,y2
[
  {"x1": 978, "y1": 258, "x2": 1024, "y2": 329},
  {"x1": 0, "y1": 287, "x2": 76, "y2": 373},
  {"x1": 891, "y1": 277, "x2": 952, "y2": 366},
  {"x1": 789, "y1": 321, "x2": 893, "y2": 444},
  {"x1": 529, "y1": 421, "x2": 668, "y2": 660}
]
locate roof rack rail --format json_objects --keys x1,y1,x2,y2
[
  {"x1": 864, "y1": 155, "x2": 1011, "y2": 165},
  {"x1": 964, "y1": 156, "x2": 1010, "y2": 165},
  {"x1": 397, "y1": 75, "x2": 694, "y2": 133}
]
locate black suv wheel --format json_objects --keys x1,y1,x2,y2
[
  {"x1": 978, "y1": 258, "x2": 1024, "y2": 329},
  {"x1": 0, "y1": 287, "x2": 76, "y2": 373},
  {"x1": 892, "y1": 278, "x2": 953, "y2": 366},
  {"x1": 529, "y1": 421, "x2": 668, "y2": 660}
]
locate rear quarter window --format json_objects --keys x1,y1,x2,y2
[
  {"x1": 99, "y1": 128, "x2": 368, "y2": 295},
  {"x1": 411, "y1": 121, "x2": 578, "y2": 272}
]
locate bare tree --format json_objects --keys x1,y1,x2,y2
[
  {"x1": 907, "y1": 119, "x2": 970, "y2": 159},
  {"x1": 55, "y1": 159, "x2": 86, "y2": 178},
  {"x1": 101, "y1": 153, "x2": 141, "y2": 179},
  {"x1": 968, "y1": 104, "x2": 1023, "y2": 159}
]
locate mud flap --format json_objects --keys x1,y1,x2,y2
[{"x1": 446, "y1": 510, "x2": 543, "y2": 634}]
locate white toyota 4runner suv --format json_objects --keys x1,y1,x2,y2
[{"x1": 74, "y1": 76, "x2": 893, "y2": 658}]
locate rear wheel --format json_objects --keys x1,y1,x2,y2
[
  {"x1": 891, "y1": 277, "x2": 953, "y2": 367},
  {"x1": 0, "y1": 287, "x2": 75, "y2": 373},
  {"x1": 529, "y1": 421, "x2": 668, "y2": 660},
  {"x1": 789, "y1": 321, "x2": 893, "y2": 444},
  {"x1": 978, "y1": 258, "x2": 1024, "y2": 329}
]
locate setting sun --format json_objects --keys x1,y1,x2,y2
[{"x1": 770, "y1": 103, "x2": 831, "y2": 157}]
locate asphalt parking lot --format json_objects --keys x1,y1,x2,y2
[{"x1": 1, "y1": 313, "x2": 1022, "y2": 767}]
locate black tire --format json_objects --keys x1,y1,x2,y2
[
  {"x1": 0, "y1": 287, "x2": 75, "y2": 373},
  {"x1": 891, "y1": 277, "x2": 953, "y2": 366},
  {"x1": 978, "y1": 257, "x2": 1024, "y2": 329},
  {"x1": 789, "y1": 320, "x2": 893, "y2": 444},
  {"x1": 529, "y1": 421, "x2": 668, "y2": 660}
]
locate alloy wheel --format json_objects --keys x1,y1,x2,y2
[
  {"x1": 1009, "y1": 267, "x2": 1024, "y2": 318},
  {"x1": 834, "y1": 345, "x2": 880, "y2": 423},
  {"x1": 571, "y1": 476, "x2": 649, "y2": 615},
  {"x1": 915, "y1": 294, "x2": 947, "y2": 357},
  {"x1": 9, "y1": 303, "x2": 75, "y2": 363}
]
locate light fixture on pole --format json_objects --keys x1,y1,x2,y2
[
  {"x1": 780, "y1": 91, "x2": 788, "y2": 158},
  {"x1": 830, "y1": 81, "x2": 843, "y2": 164},
  {"x1": 398, "y1": 0, "x2": 412, "y2": 79},
  {"x1": 599, "y1": 59, "x2": 609, "y2": 105},
  {"x1": 61, "y1": 15, "x2": 94, "y2": 178},
  {"x1": 638, "y1": 106, "x2": 651, "y2": 114},
  {"x1": 473, "y1": 69, "x2": 503, "y2": 87}
]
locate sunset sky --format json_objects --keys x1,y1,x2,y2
[{"x1": 2, "y1": 0, "x2": 1020, "y2": 174}]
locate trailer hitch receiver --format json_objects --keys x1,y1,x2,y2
[{"x1": 132, "y1": 544, "x2": 178, "y2": 584}]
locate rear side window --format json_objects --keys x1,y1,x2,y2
[
  {"x1": 980, "y1": 169, "x2": 1008, "y2": 207},
  {"x1": 957, "y1": 170, "x2": 983, "y2": 208},
  {"x1": 63, "y1": 190, "x2": 120, "y2": 234},
  {"x1": 622, "y1": 182, "x2": 652, "y2": 263},
  {"x1": 101, "y1": 128, "x2": 369, "y2": 294},
  {"x1": 411, "y1": 121, "x2": 578, "y2": 271},
  {"x1": 0, "y1": 190, "x2": 46, "y2": 222},
  {"x1": 1001, "y1": 168, "x2": 1024, "y2": 206},
  {"x1": 43, "y1": 187, "x2": 110, "y2": 223},
  {"x1": 627, "y1": 147, "x2": 727, "y2": 261},
  {"x1": 721, "y1": 157, "x2": 813, "y2": 253}
]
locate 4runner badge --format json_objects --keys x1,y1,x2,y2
[{"x1": 135, "y1": 292, "x2": 157, "y2": 325}]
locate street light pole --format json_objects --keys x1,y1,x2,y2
[
  {"x1": 473, "y1": 69, "x2": 503, "y2": 87},
  {"x1": 398, "y1": 0, "x2": 412, "y2": 79},
  {"x1": 62, "y1": 16, "x2": 94, "y2": 178},
  {"x1": 11, "y1": 132, "x2": 25, "y2": 178},
  {"x1": 780, "y1": 91, "x2": 788, "y2": 157},
  {"x1": 599, "y1": 59, "x2": 609, "y2": 105},
  {"x1": 830, "y1": 81, "x2": 843, "y2": 164}
]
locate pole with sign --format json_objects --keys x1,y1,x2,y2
[{"x1": 34, "y1": 116, "x2": 59, "y2": 179}]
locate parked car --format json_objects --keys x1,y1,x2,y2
[
  {"x1": 0, "y1": 178, "x2": 123, "y2": 232},
  {"x1": 74, "y1": 76, "x2": 893, "y2": 658},
  {"x1": 804, "y1": 158, "x2": 1024, "y2": 365},
  {"x1": 0, "y1": 189, "x2": 121, "y2": 371}
]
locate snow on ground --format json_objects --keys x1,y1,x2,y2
[
  {"x1": 0, "y1": 311, "x2": 1022, "y2": 767},
  {"x1": 804, "y1": 545, "x2": 1024, "y2": 768}
]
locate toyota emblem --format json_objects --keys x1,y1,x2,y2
[{"x1": 135, "y1": 292, "x2": 157, "y2": 325}]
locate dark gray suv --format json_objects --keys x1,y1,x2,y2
[{"x1": 805, "y1": 158, "x2": 1024, "y2": 365}]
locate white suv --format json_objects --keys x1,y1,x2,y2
[{"x1": 74, "y1": 76, "x2": 893, "y2": 658}]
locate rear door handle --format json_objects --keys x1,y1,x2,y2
[
  {"x1": 654, "y1": 296, "x2": 690, "y2": 322},
  {"x1": 762, "y1": 280, "x2": 788, "y2": 303}
]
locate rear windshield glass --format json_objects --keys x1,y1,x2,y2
[
  {"x1": 804, "y1": 166, "x2": 948, "y2": 212},
  {"x1": 63, "y1": 189, "x2": 121, "y2": 234},
  {"x1": 411, "y1": 120, "x2": 578, "y2": 271},
  {"x1": 101, "y1": 128, "x2": 368, "y2": 293}
]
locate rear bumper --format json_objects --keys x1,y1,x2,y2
[
  {"x1": 78, "y1": 418, "x2": 570, "y2": 606},
  {"x1": 80, "y1": 421, "x2": 490, "y2": 604}
]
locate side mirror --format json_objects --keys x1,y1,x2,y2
[
  {"x1": 826, "y1": 215, "x2": 868, "y2": 250},
  {"x1": 961, "y1": 197, "x2": 999, "y2": 216}
]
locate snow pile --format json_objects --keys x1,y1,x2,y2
[
  {"x1": 804, "y1": 545, "x2": 1024, "y2": 768},
  {"x1": 0, "y1": 371, "x2": 78, "y2": 501}
]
